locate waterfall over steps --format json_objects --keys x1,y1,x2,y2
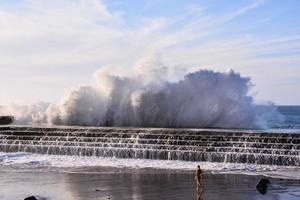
[{"x1": 0, "y1": 126, "x2": 299, "y2": 166}]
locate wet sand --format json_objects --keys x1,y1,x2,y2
[{"x1": 0, "y1": 166, "x2": 299, "y2": 200}]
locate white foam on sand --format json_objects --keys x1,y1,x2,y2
[{"x1": 0, "y1": 152, "x2": 299, "y2": 180}]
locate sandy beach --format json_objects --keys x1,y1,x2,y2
[{"x1": 0, "y1": 165, "x2": 299, "y2": 200}]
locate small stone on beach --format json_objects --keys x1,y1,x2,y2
[
  {"x1": 24, "y1": 196, "x2": 38, "y2": 200},
  {"x1": 256, "y1": 178, "x2": 270, "y2": 195}
]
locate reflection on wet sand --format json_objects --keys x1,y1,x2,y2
[
  {"x1": 64, "y1": 169, "x2": 195, "y2": 200},
  {"x1": 63, "y1": 168, "x2": 300, "y2": 200},
  {"x1": 196, "y1": 186, "x2": 203, "y2": 200},
  {"x1": 0, "y1": 167, "x2": 299, "y2": 200}
]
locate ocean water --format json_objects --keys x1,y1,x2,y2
[
  {"x1": 268, "y1": 106, "x2": 300, "y2": 130},
  {"x1": 0, "y1": 152, "x2": 299, "y2": 180}
]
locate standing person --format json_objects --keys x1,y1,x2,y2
[{"x1": 195, "y1": 165, "x2": 203, "y2": 199}]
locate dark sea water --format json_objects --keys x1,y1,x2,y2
[{"x1": 268, "y1": 106, "x2": 300, "y2": 130}]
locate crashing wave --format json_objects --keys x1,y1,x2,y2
[{"x1": 0, "y1": 61, "x2": 279, "y2": 128}]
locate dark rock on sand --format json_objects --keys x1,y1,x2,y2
[
  {"x1": 24, "y1": 196, "x2": 38, "y2": 200},
  {"x1": 0, "y1": 116, "x2": 14, "y2": 125},
  {"x1": 256, "y1": 178, "x2": 270, "y2": 195}
]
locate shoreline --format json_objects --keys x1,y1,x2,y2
[{"x1": 1, "y1": 152, "x2": 299, "y2": 180}]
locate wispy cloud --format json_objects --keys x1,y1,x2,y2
[{"x1": 223, "y1": 0, "x2": 265, "y2": 21}]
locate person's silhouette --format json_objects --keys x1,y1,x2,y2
[{"x1": 195, "y1": 165, "x2": 203, "y2": 199}]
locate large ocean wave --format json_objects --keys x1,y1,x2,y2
[{"x1": 0, "y1": 62, "x2": 278, "y2": 128}]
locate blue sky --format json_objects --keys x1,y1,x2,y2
[{"x1": 0, "y1": 0, "x2": 299, "y2": 105}]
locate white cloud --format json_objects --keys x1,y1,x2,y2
[{"x1": 0, "y1": 0, "x2": 299, "y2": 105}]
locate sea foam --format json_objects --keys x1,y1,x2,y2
[
  {"x1": 0, "y1": 61, "x2": 278, "y2": 128},
  {"x1": 1, "y1": 152, "x2": 299, "y2": 180}
]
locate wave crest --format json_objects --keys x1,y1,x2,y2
[{"x1": 0, "y1": 63, "x2": 277, "y2": 128}]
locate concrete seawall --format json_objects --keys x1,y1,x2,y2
[{"x1": 0, "y1": 126, "x2": 299, "y2": 166}]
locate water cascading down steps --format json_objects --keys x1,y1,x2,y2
[{"x1": 0, "y1": 126, "x2": 299, "y2": 166}]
